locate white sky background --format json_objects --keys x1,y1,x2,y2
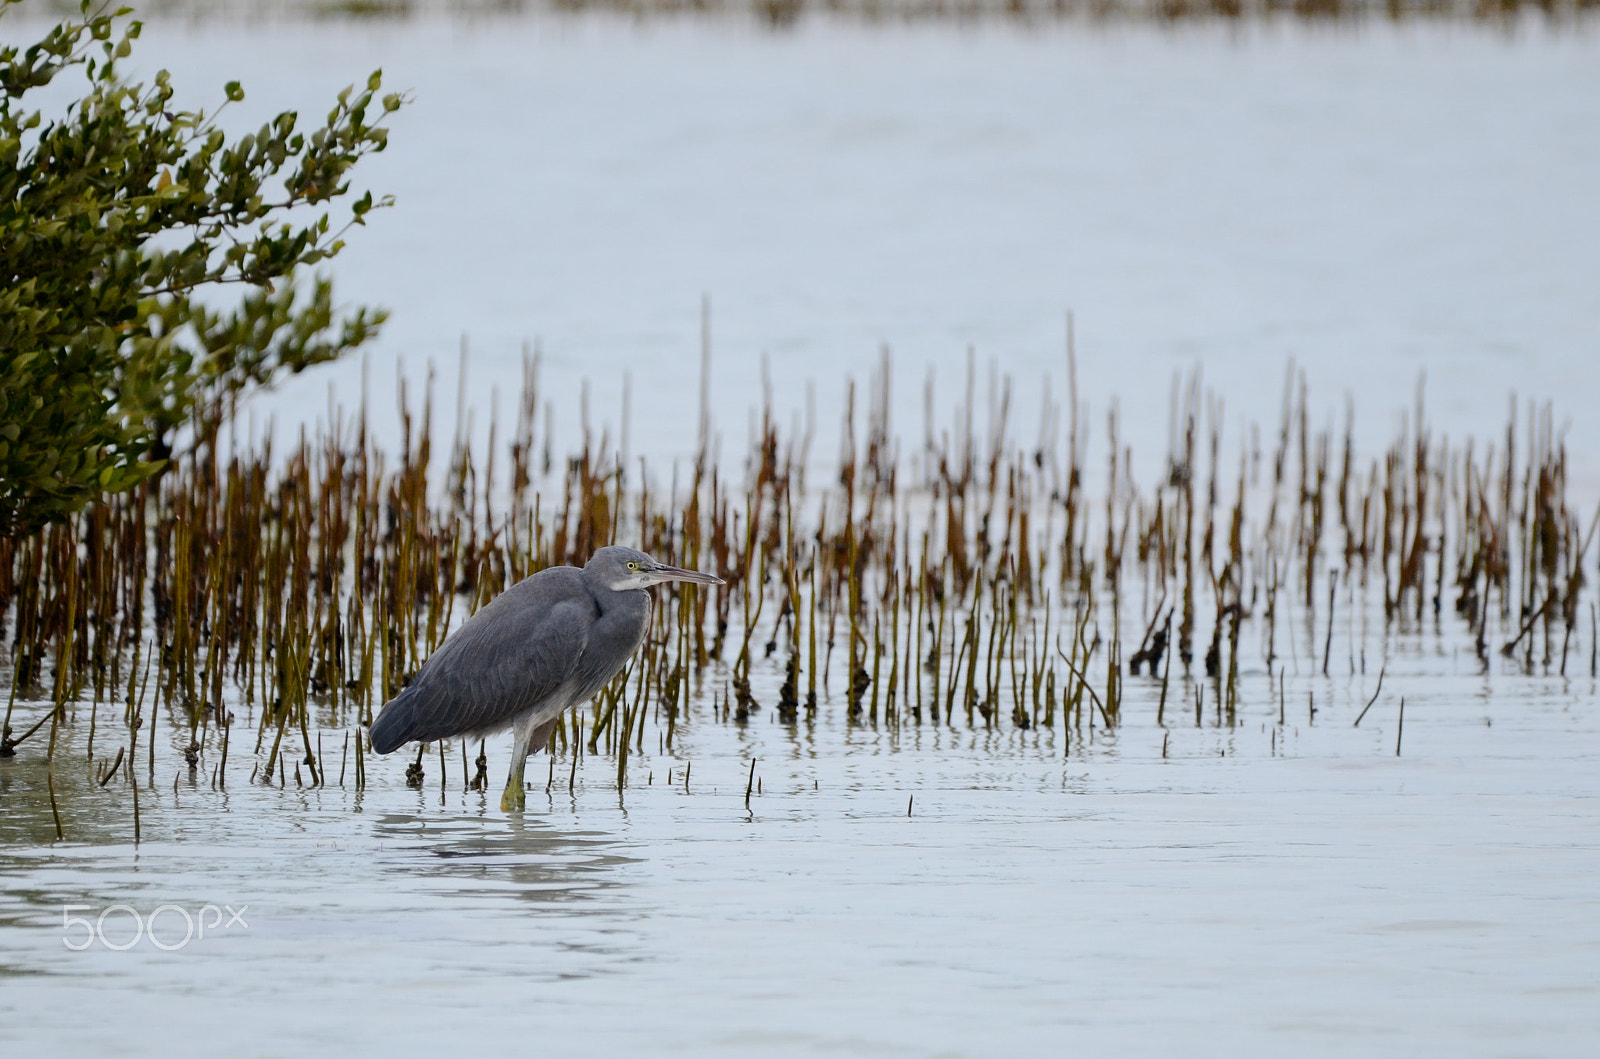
[{"x1": 12, "y1": 10, "x2": 1600, "y2": 490}]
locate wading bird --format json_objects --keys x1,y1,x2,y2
[{"x1": 370, "y1": 546, "x2": 722, "y2": 810}]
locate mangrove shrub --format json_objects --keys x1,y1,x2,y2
[{"x1": 0, "y1": 0, "x2": 402, "y2": 536}]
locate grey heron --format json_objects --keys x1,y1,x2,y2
[{"x1": 369, "y1": 545, "x2": 722, "y2": 810}]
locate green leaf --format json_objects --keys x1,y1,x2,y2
[{"x1": 0, "y1": 4, "x2": 402, "y2": 538}]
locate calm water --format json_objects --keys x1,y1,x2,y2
[
  {"x1": 12, "y1": 9, "x2": 1594, "y2": 479},
  {"x1": 3, "y1": 623, "x2": 1598, "y2": 1055},
  {"x1": 4, "y1": 9, "x2": 1600, "y2": 1056}
]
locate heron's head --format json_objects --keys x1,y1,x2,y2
[{"x1": 587, "y1": 546, "x2": 724, "y2": 592}]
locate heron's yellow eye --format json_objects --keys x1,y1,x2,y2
[{"x1": 626, "y1": 561, "x2": 639, "y2": 570}]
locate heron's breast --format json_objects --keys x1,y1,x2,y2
[{"x1": 573, "y1": 593, "x2": 652, "y2": 695}]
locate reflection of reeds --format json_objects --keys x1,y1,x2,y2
[
  {"x1": 127, "y1": 0, "x2": 1600, "y2": 30},
  {"x1": 1, "y1": 353, "x2": 1593, "y2": 828}
]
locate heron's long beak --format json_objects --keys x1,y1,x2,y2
[{"x1": 645, "y1": 562, "x2": 723, "y2": 587}]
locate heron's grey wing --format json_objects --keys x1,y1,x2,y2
[{"x1": 370, "y1": 570, "x2": 594, "y2": 749}]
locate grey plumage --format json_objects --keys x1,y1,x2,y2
[{"x1": 368, "y1": 546, "x2": 721, "y2": 810}]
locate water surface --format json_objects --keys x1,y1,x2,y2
[{"x1": 3, "y1": 649, "x2": 1597, "y2": 1055}]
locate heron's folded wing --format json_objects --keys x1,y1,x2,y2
[{"x1": 395, "y1": 582, "x2": 595, "y2": 742}]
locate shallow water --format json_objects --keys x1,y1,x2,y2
[{"x1": 3, "y1": 631, "x2": 1598, "y2": 1055}]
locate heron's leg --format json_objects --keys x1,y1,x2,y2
[
  {"x1": 500, "y1": 719, "x2": 535, "y2": 812},
  {"x1": 500, "y1": 714, "x2": 560, "y2": 812}
]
